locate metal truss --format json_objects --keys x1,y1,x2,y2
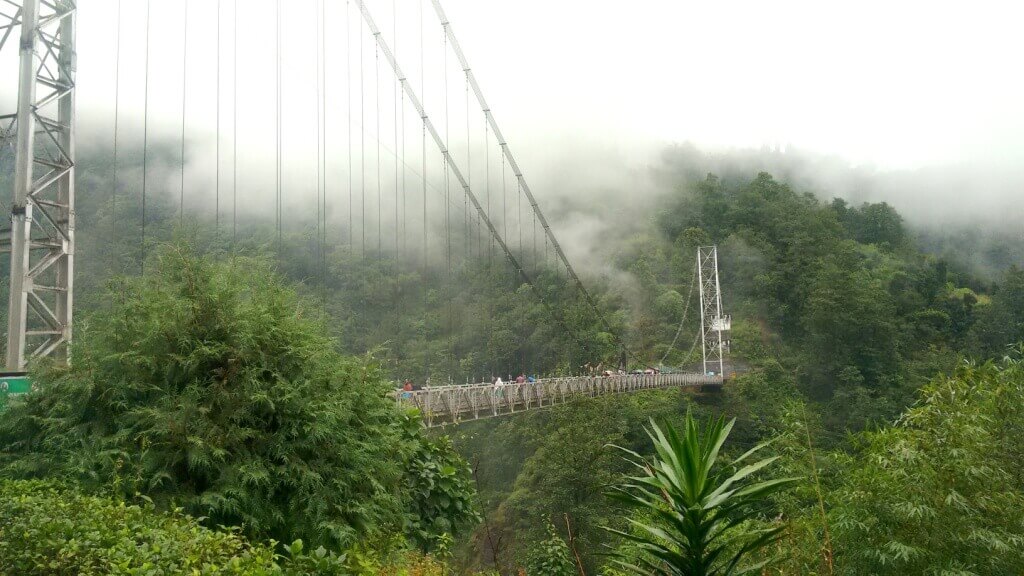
[
  {"x1": 0, "y1": 0, "x2": 77, "y2": 369},
  {"x1": 698, "y1": 246, "x2": 730, "y2": 376},
  {"x1": 397, "y1": 373, "x2": 722, "y2": 428}
]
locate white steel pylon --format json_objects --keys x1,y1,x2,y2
[
  {"x1": 0, "y1": 0, "x2": 77, "y2": 370},
  {"x1": 697, "y1": 246, "x2": 730, "y2": 376}
]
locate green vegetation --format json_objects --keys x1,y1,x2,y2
[
  {"x1": 0, "y1": 245, "x2": 475, "y2": 572},
  {"x1": 605, "y1": 414, "x2": 796, "y2": 576},
  {"x1": 2, "y1": 142, "x2": 1024, "y2": 573},
  {"x1": 1, "y1": 246, "x2": 407, "y2": 548},
  {"x1": 0, "y1": 479, "x2": 346, "y2": 575},
  {"x1": 804, "y1": 355, "x2": 1024, "y2": 574},
  {"x1": 523, "y1": 521, "x2": 578, "y2": 576}
]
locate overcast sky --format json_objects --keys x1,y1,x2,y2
[
  {"x1": 2, "y1": 0, "x2": 1022, "y2": 229},
  {"x1": 449, "y1": 0, "x2": 1024, "y2": 169}
]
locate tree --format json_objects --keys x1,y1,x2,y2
[
  {"x1": 524, "y1": 521, "x2": 577, "y2": 576},
  {"x1": 854, "y1": 202, "x2": 906, "y2": 249},
  {"x1": 402, "y1": 411, "x2": 480, "y2": 552},
  {"x1": 0, "y1": 243, "x2": 475, "y2": 551},
  {"x1": 802, "y1": 255, "x2": 899, "y2": 390},
  {"x1": 498, "y1": 397, "x2": 632, "y2": 571},
  {"x1": 604, "y1": 413, "x2": 797, "y2": 576},
  {"x1": 973, "y1": 265, "x2": 1024, "y2": 356},
  {"x1": 826, "y1": 354, "x2": 1024, "y2": 574}
]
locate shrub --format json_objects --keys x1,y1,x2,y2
[
  {"x1": 0, "y1": 479, "x2": 347, "y2": 575},
  {"x1": 523, "y1": 521, "x2": 576, "y2": 576},
  {"x1": 401, "y1": 412, "x2": 480, "y2": 551},
  {"x1": 0, "y1": 245, "x2": 408, "y2": 549},
  {"x1": 828, "y1": 354, "x2": 1024, "y2": 574}
]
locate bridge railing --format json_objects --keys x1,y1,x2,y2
[{"x1": 395, "y1": 373, "x2": 722, "y2": 427}]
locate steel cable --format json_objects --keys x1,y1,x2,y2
[
  {"x1": 215, "y1": 0, "x2": 221, "y2": 233},
  {"x1": 275, "y1": 0, "x2": 282, "y2": 255},
  {"x1": 376, "y1": 42, "x2": 381, "y2": 257},
  {"x1": 316, "y1": 0, "x2": 323, "y2": 289},
  {"x1": 659, "y1": 260, "x2": 699, "y2": 366},
  {"x1": 141, "y1": 0, "x2": 151, "y2": 273},
  {"x1": 347, "y1": 0, "x2": 353, "y2": 247},
  {"x1": 111, "y1": 0, "x2": 121, "y2": 259},
  {"x1": 179, "y1": 0, "x2": 187, "y2": 226},
  {"x1": 232, "y1": 0, "x2": 238, "y2": 246}
]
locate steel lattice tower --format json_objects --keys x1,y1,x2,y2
[
  {"x1": 0, "y1": 0, "x2": 77, "y2": 370},
  {"x1": 697, "y1": 246, "x2": 730, "y2": 376}
]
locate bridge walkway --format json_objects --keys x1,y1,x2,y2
[{"x1": 397, "y1": 373, "x2": 722, "y2": 427}]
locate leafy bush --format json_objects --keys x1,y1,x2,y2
[
  {"x1": 523, "y1": 521, "x2": 576, "y2": 576},
  {"x1": 826, "y1": 353, "x2": 1024, "y2": 574},
  {"x1": 0, "y1": 244, "x2": 474, "y2": 550},
  {"x1": 401, "y1": 412, "x2": 480, "y2": 551},
  {"x1": 0, "y1": 479, "x2": 347, "y2": 575}
]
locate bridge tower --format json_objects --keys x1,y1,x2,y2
[
  {"x1": 697, "y1": 246, "x2": 730, "y2": 376},
  {"x1": 0, "y1": 0, "x2": 77, "y2": 369}
]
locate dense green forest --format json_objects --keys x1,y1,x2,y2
[{"x1": 1, "y1": 142, "x2": 1023, "y2": 574}]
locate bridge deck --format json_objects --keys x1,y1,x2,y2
[{"x1": 396, "y1": 373, "x2": 723, "y2": 427}]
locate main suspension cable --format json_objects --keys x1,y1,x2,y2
[
  {"x1": 429, "y1": 0, "x2": 637, "y2": 363},
  {"x1": 353, "y1": 0, "x2": 593, "y2": 356}
]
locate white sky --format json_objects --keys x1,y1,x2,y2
[
  {"x1": 2, "y1": 0, "x2": 1023, "y2": 228},
  {"x1": 446, "y1": 0, "x2": 1024, "y2": 169}
]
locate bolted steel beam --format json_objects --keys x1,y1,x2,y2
[{"x1": 1, "y1": 0, "x2": 76, "y2": 370}]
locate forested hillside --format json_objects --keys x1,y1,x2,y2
[
  {"x1": 444, "y1": 160, "x2": 1024, "y2": 572},
  {"x1": 1, "y1": 142, "x2": 1023, "y2": 574}
]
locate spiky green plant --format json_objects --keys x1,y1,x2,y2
[{"x1": 604, "y1": 413, "x2": 797, "y2": 576}]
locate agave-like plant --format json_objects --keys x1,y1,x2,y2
[{"x1": 604, "y1": 413, "x2": 798, "y2": 576}]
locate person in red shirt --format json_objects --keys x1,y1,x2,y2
[{"x1": 516, "y1": 374, "x2": 525, "y2": 383}]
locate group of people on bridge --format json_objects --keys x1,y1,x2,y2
[{"x1": 396, "y1": 364, "x2": 664, "y2": 396}]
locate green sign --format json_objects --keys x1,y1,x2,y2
[{"x1": 0, "y1": 374, "x2": 30, "y2": 410}]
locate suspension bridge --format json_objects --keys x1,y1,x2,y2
[
  {"x1": 399, "y1": 373, "x2": 724, "y2": 428},
  {"x1": 0, "y1": 0, "x2": 732, "y2": 422}
]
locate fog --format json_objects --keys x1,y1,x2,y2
[{"x1": 1, "y1": 0, "x2": 1021, "y2": 269}]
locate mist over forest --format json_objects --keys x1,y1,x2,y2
[{"x1": 3, "y1": 0, "x2": 1024, "y2": 572}]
